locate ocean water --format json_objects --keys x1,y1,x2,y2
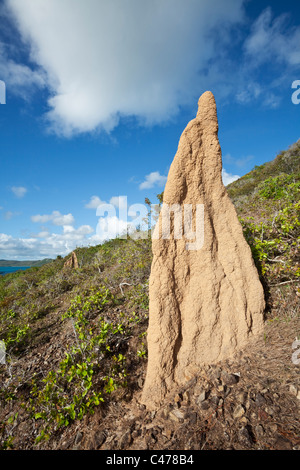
[{"x1": 0, "y1": 266, "x2": 31, "y2": 276}]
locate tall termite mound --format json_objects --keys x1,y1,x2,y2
[{"x1": 141, "y1": 91, "x2": 265, "y2": 409}]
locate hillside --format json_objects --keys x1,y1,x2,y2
[
  {"x1": 227, "y1": 139, "x2": 300, "y2": 207},
  {"x1": 0, "y1": 142, "x2": 299, "y2": 451},
  {"x1": 0, "y1": 259, "x2": 52, "y2": 268}
]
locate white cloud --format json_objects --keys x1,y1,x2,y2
[
  {"x1": 30, "y1": 214, "x2": 52, "y2": 224},
  {"x1": 139, "y1": 171, "x2": 167, "y2": 190},
  {"x1": 85, "y1": 196, "x2": 106, "y2": 209},
  {"x1": 234, "y1": 7, "x2": 300, "y2": 107},
  {"x1": 34, "y1": 230, "x2": 50, "y2": 239},
  {"x1": 5, "y1": 0, "x2": 245, "y2": 136},
  {"x1": 62, "y1": 224, "x2": 94, "y2": 236},
  {"x1": 11, "y1": 186, "x2": 27, "y2": 198},
  {"x1": 109, "y1": 196, "x2": 127, "y2": 210},
  {"x1": 31, "y1": 210, "x2": 75, "y2": 226},
  {"x1": 0, "y1": 200, "x2": 138, "y2": 258},
  {"x1": 52, "y1": 212, "x2": 75, "y2": 226},
  {"x1": 222, "y1": 169, "x2": 240, "y2": 186},
  {"x1": 244, "y1": 7, "x2": 300, "y2": 67},
  {"x1": 236, "y1": 82, "x2": 262, "y2": 105},
  {"x1": 0, "y1": 55, "x2": 45, "y2": 99},
  {"x1": 95, "y1": 215, "x2": 133, "y2": 243},
  {"x1": 0, "y1": 223, "x2": 95, "y2": 259},
  {"x1": 0, "y1": 38, "x2": 46, "y2": 100}
]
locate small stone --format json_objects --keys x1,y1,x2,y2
[
  {"x1": 210, "y1": 367, "x2": 222, "y2": 380},
  {"x1": 237, "y1": 391, "x2": 247, "y2": 403},
  {"x1": 92, "y1": 431, "x2": 106, "y2": 449},
  {"x1": 221, "y1": 372, "x2": 239, "y2": 386},
  {"x1": 187, "y1": 411, "x2": 197, "y2": 424},
  {"x1": 137, "y1": 377, "x2": 144, "y2": 389},
  {"x1": 197, "y1": 390, "x2": 207, "y2": 403},
  {"x1": 74, "y1": 432, "x2": 83, "y2": 445},
  {"x1": 233, "y1": 404, "x2": 245, "y2": 419},
  {"x1": 210, "y1": 396, "x2": 220, "y2": 407},
  {"x1": 200, "y1": 401, "x2": 210, "y2": 411},
  {"x1": 255, "y1": 424, "x2": 265, "y2": 438},
  {"x1": 238, "y1": 426, "x2": 253, "y2": 447},
  {"x1": 274, "y1": 435, "x2": 293, "y2": 450},
  {"x1": 162, "y1": 428, "x2": 173, "y2": 440},
  {"x1": 169, "y1": 408, "x2": 185, "y2": 422},
  {"x1": 289, "y1": 384, "x2": 298, "y2": 396},
  {"x1": 119, "y1": 430, "x2": 132, "y2": 449},
  {"x1": 245, "y1": 399, "x2": 251, "y2": 410},
  {"x1": 269, "y1": 423, "x2": 278, "y2": 433},
  {"x1": 255, "y1": 393, "x2": 267, "y2": 407},
  {"x1": 265, "y1": 406, "x2": 275, "y2": 417},
  {"x1": 240, "y1": 417, "x2": 248, "y2": 425}
]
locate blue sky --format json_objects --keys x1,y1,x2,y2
[{"x1": 1, "y1": 0, "x2": 300, "y2": 259}]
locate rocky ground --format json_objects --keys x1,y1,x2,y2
[
  {"x1": 28, "y1": 303, "x2": 299, "y2": 451},
  {"x1": 0, "y1": 258, "x2": 299, "y2": 452}
]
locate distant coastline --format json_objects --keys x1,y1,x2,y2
[
  {"x1": 0, "y1": 266, "x2": 32, "y2": 276},
  {"x1": 0, "y1": 259, "x2": 52, "y2": 267},
  {"x1": 0, "y1": 259, "x2": 52, "y2": 276}
]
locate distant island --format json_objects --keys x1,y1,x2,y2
[{"x1": 0, "y1": 258, "x2": 53, "y2": 267}]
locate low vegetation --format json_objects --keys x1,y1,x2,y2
[
  {"x1": 227, "y1": 141, "x2": 300, "y2": 315},
  {"x1": 0, "y1": 140, "x2": 299, "y2": 449}
]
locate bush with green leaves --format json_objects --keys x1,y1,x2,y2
[
  {"x1": 26, "y1": 286, "x2": 128, "y2": 443},
  {"x1": 239, "y1": 173, "x2": 300, "y2": 283}
]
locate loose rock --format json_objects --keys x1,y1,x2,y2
[{"x1": 233, "y1": 404, "x2": 245, "y2": 419}]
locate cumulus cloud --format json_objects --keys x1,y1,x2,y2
[
  {"x1": 139, "y1": 171, "x2": 167, "y2": 190},
  {"x1": 222, "y1": 168, "x2": 240, "y2": 186},
  {"x1": 85, "y1": 196, "x2": 106, "y2": 209},
  {"x1": 95, "y1": 215, "x2": 133, "y2": 243},
  {"x1": 31, "y1": 210, "x2": 75, "y2": 226},
  {"x1": 0, "y1": 54, "x2": 45, "y2": 99},
  {"x1": 222, "y1": 169, "x2": 240, "y2": 186},
  {"x1": 11, "y1": 186, "x2": 27, "y2": 198},
  {"x1": 5, "y1": 0, "x2": 245, "y2": 136},
  {"x1": 0, "y1": 223, "x2": 95, "y2": 260},
  {"x1": 0, "y1": 201, "x2": 138, "y2": 258},
  {"x1": 109, "y1": 196, "x2": 128, "y2": 210},
  {"x1": 86, "y1": 195, "x2": 132, "y2": 212},
  {"x1": 244, "y1": 7, "x2": 300, "y2": 67}
]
